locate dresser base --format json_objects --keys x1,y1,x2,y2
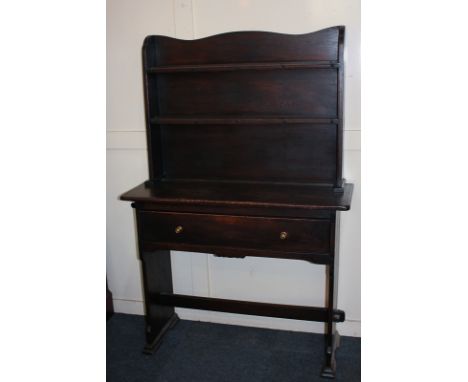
[{"x1": 133, "y1": 204, "x2": 347, "y2": 378}]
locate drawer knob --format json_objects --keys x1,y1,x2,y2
[
  {"x1": 175, "y1": 225, "x2": 183, "y2": 234},
  {"x1": 279, "y1": 231, "x2": 288, "y2": 240}
]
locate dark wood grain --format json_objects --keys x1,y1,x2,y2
[
  {"x1": 147, "y1": 60, "x2": 340, "y2": 73},
  {"x1": 335, "y1": 26, "x2": 345, "y2": 188},
  {"x1": 322, "y1": 213, "x2": 340, "y2": 378},
  {"x1": 138, "y1": 249, "x2": 179, "y2": 354},
  {"x1": 137, "y1": 210, "x2": 330, "y2": 254},
  {"x1": 121, "y1": 181, "x2": 353, "y2": 211},
  {"x1": 121, "y1": 27, "x2": 352, "y2": 379},
  {"x1": 150, "y1": 293, "x2": 345, "y2": 322},
  {"x1": 139, "y1": 241, "x2": 332, "y2": 265},
  {"x1": 142, "y1": 27, "x2": 345, "y2": 188},
  {"x1": 161, "y1": 124, "x2": 337, "y2": 183},
  {"x1": 151, "y1": 116, "x2": 339, "y2": 124},
  {"x1": 157, "y1": 69, "x2": 337, "y2": 117},
  {"x1": 144, "y1": 28, "x2": 341, "y2": 66},
  {"x1": 106, "y1": 279, "x2": 114, "y2": 320}
]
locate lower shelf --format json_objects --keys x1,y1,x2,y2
[{"x1": 149, "y1": 292, "x2": 345, "y2": 323}]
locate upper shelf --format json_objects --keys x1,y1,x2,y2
[
  {"x1": 150, "y1": 116, "x2": 340, "y2": 125},
  {"x1": 141, "y1": 27, "x2": 345, "y2": 187},
  {"x1": 146, "y1": 60, "x2": 340, "y2": 74}
]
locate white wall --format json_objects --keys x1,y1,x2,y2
[{"x1": 107, "y1": 0, "x2": 361, "y2": 336}]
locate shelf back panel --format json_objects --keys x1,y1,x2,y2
[
  {"x1": 155, "y1": 69, "x2": 337, "y2": 118},
  {"x1": 161, "y1": 123, "x2": 337, "y2": 184},
  {"x1": 143, "y1": 27, "x2": 344, "y2": 186}
]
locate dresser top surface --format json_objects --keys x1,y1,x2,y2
[{"x1": 121, "y1": 180, "x2": 352, "y2": 211}]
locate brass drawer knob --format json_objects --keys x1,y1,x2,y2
[
  {"x1": 175, "y1": 225, "x2": 183, "y2": 234},
  {"x1": 279, "y1": 231, "x2": 288, "y2": 240}
]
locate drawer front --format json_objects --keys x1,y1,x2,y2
[{"x1": 137, "y1": 211, "x2": 330, "y2": 254}]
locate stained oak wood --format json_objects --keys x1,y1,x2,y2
[
  {"x1": 151, "y1": 116, "x2": 339, "y2": 124},
  {"x1": 150, "y1": 293, "x2": 345, "y2": 322},
  {"x1": 121, "y1": 27, "x2": 352, "y2": 379},
  {"x1": 161, "y1": 124, "x2": 337, "y2": 183},
  {"x1": 121, "y1": 181, "x2": 353, "y2": 212},
  {"x1": 142, "y1": 27, "x2": 345, "y2": 187},
  {"x1": 106, "y1": 279, "x2": 114, "y2": 320},
  {"x1": 139, "y1": 241, "x2": 332, "y2": 265},
  {"x1": 156, "y1": 69, "x2": 338, "y2": 117},
  {"x1": 322, "y1": 213, "x2": 340, "y2": 378},
  {"x1": 138, "y1": 249, "x2": 178, "y2": 353},
  {"x1": 137, "y1": 211, "x2": 330, "y2": 254},
  {"x1": 144, "y1": 27, "x2": 341, "y2": 66},
  {"x1": 147, "y1": 60, "x2": 340, "y2": 73}
]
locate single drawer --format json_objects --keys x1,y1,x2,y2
[{"x1": 137, "y1": 211, "x2": 331, "y2": 254}]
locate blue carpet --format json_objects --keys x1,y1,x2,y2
[{"x1": 107, "y1": 313, "x2": 360, "y2": 381}]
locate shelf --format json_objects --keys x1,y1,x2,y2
[
  {"x1": 120, "y1": 180, "x2": 353, "y2": 212},
  {"x1": 146, "y1": 60, "x2": 340, "y2": 74},
  {"x1": 151, "y1": 116, "x2": 339, "y2": 125}
]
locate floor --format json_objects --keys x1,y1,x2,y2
[{"x1": 107, "y1": 313, "x2": 360, "y2": 382}]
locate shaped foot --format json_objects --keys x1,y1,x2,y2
[
  {"x1": 142, "y1": 313, "x2": 179, "y2": 355},
  {"x1": 320, "y1": 364, "x2": 336, "y2": 379}
]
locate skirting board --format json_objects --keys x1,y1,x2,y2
[{"x1": 113, "y1": 299, "x2": 361, "y2": 337}]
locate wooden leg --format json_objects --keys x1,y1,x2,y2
[
  {"x1": 106, "y1": 278, "x2": 114, "y2": 320},
  {"x1": 321, "y1": 325, "x2": 340, "y2": 378},
  {"x1": 321, "y1": 213, "x2": 341, "y2": 379},
  {"x1": 140, "y1": 249, "x2": 179, "y2": 354}
]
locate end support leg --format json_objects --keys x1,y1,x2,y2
[
  {"x1": 139, "y1": 248, "x2": 179, "y2": 355},
  {"x1": 321, "y1": 214, "x2": 342, "y2": 379}
]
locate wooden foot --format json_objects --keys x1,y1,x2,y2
[
  {"x1": 320, "y1": 331, "x2": 341, "y2": 379},
  {"x1": 143, "y1": 313, "x2": 179, "y2": 354},
  {"x1": 320, "y1": 364, "x2": 336, "y2": 379}
]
